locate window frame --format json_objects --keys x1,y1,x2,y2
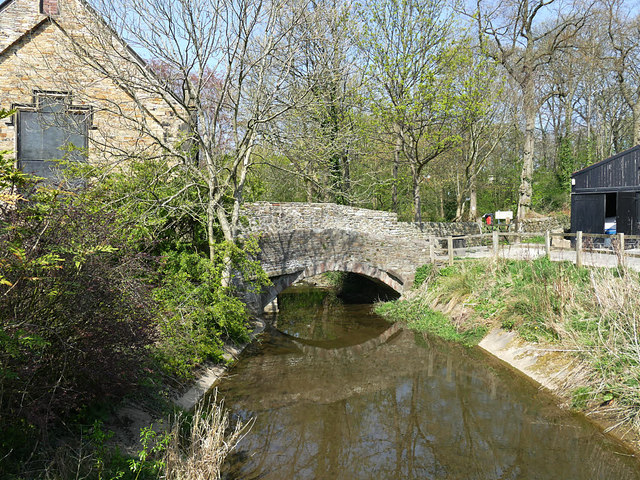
[{"x1": 11, "y1": 91, "x2": 93, "y2": 181}]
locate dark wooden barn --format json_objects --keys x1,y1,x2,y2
[{"x1": 571, "y1": 145, "x2": 640, "y2": 234}]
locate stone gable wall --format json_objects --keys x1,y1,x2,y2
[
  {"x1": 0, "y1": 0, "x2": 42, "y2": 54},
  {"x1": 0, "y1": 0, "x2": 180, "y2": 164}
]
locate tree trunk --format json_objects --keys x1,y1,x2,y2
[
  {"x1": 343, "y1": 153, "x2": 351, "y2": 205},
  {"x1": 455, "y1": 199, "x2": 466, "y2": 221},
  {"x1": 469, "y1": 155, "x2": 478, "y2": 222},
  {"x1": 633, "y1": 103, "x2": 640, "y2": 147},
  {"x1": 305, "y1": 179, "x2": 314, "y2": 202},
  {"x1": 454, "y1": 171, "x2": 466, "y2": 221},
  {"x1": 412, "y1": 171, "x2": 422, "y2": 225},
  {"x1": 393, "y1": 132, "x2": 401, "y2": 214},
  {"x1": 586, "y1": 86, "x2": 592, "y2": 142},
  {"x1": 230, "y1": 142, "x2": 254, "y2": 240},
  {"x1": 207, "y1": 198, "x2": 217, "y2": 262},
  {"x1": 215, "y1": 204, "x2": 234, "y2": 288},
  {"x1": 517, "y1": 70, "x2": 536, "y2": 227}
]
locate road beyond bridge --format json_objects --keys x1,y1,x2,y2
[{"x1": 241, "y1": 202, "x2": 480, "y2": 312}]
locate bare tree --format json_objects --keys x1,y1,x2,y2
[
  {"x1": 473, "y1": 0, "x2": 590, "y2": 226},
  {"x1": 46, "y1": 0, "x2": 322, "y2": 281},
  {"x1": 606, "y1": 0, "x2": 640, "y2": 146},
  {"x1": 267, "y1": 0, "x2": 364, "y2": 205}
]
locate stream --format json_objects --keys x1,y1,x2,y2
[{"x1": 217, "y1": 285, "x2": 640, "y2": 479}]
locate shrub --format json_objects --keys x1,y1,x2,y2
[
  {"x1": 413, "y1": 264, "x2": 433, "y2": 288},
  {"x1": 152, "y1": 246, "x2": 255, "y2": 376},
  {"x1": 0, "y1": 184, "x2": 157, "y2": 468}
]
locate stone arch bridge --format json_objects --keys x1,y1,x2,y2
[{"x1": 241, "y1": 202, "x2": 480, "y2": 313}]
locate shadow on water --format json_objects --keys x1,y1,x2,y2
[
  {"x1": 335, "y1": 272, "x2": 401, "y2": 304},
  {"x1": 217, "y1": 287, "x2": 640, "y2": 480},
  {"x1": 273, "y1": 284, "x2": 393, "y2": 349}
]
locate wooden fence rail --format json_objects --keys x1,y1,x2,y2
[{"x1": 428, "y1": 230, "x2": 640, "y2": 271}]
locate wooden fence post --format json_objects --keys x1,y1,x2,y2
[
  {"x1": 429, "y1": 236, "x2": 436, "y2": 263},
  {"x1": 545, "y1": 230, "x2": 551, "y2": 258},
  {"x1": 447, "y1": 236, "x2": 454, "y2": 266},
  {"x1": 492, "y1": 231, "x2": 499, "y2": 259},
  {"x1": 576, "y1": 231, "x2": 583, "y2": 268},
  {"x1": 618, "y1": 232, "x2": 625, "y2": 268}
]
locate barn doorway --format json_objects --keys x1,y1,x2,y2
[{"x1": 605, "y1": 192, "x2": 616, "y2": 234}]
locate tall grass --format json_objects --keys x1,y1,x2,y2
[
  {"x1": 163, "y1": 395, "x2": 252, "y2": 480},
  {"x1": 569, "y1": 268, "x2": 640, "y2": 432},
  {"x1": 31, "y1": 396, "x2": 250, "y2": 480}
]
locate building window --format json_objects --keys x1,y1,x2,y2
[{"x1": 14, "y1": 91, "x2": 91, "y2": 181}]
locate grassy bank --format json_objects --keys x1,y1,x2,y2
[
  {"x1": 376, "y1": 257, "x2": 640, "y2": 435},
  {"x1": 375, "y1": 299, "x2": 487, "y2": 346}
]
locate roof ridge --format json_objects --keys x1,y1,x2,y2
[
  {"x1": 0, "y1": 0, "x2": 15, "y2": 13},
  {"x1": 0, "y1": 0, "x2": 46, "y2": 56}
]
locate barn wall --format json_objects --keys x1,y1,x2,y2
[
  {"x1": 571, "y1": 194, "x2": 605, "y2": 233},
  {"x1": 573, "y1": 146, "x2": 640, "y2": 192}
]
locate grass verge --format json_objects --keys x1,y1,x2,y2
[{"x1": 375, "y1": 300, "x2": 487, "y2": 346}]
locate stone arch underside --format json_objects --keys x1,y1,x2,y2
[{"x1": 248, "y1": 259, "x2": 405, "y2": 313}]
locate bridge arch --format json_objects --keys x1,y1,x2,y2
[
  {"x1": 240, "y1": 202, "x2": 480, "y2": 313},
  {"x1": 256, "y1": 260, "x2": 404, "y2": 313}
]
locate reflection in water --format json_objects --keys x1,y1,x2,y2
[
  {"x1": 218, "y1": 287, "x2": 640, "y2": 480},
  {"x1": 276, "y1": 287, "x2": 392, "y2": 348}
]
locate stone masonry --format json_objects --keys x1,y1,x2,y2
[
  {"x1": 241, "y1": 202, "x2": 481, "y2": 311},
  {"x1": 0, "y1": 0, "x2": 179, "y2": 164}
]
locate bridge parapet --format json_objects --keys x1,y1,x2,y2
[
  {"x1": 241, "y1": 202, "x2": 481, "y2": 312},
  {"x1": 243, "y1": 202, "x2": 480, "y2": 239}
]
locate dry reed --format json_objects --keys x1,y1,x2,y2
[{"x1": 163, "y1": 393, "x2": 252, "y2": 480}]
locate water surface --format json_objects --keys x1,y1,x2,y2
[{"x1": 218, "y1": 286, "x2": 640, "y2": 479}]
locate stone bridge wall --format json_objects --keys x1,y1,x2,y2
[
  {"x1": 520, "y1": 215, "x2": 570, "y2": 233},
  {"x1": 241, "y1": 202, "x2": 481, "y2": 311},
  {"x1": 244, "y1": 202, "x2": 480, "y2": 239}
]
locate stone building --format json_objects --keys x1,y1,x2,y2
[{"x1": 0, "y1": 0, "x2": 179, "y2": 180}]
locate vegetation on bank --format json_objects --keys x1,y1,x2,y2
[
  {"x1": 0, "y1": 138, "x2": 264, "y2": 477},
  {"x1": 375, "y1": 300, "x2": 487, "y2": 346},
  {"x1": 376, "y1": 257, "x2": 640, "y2": 433}
]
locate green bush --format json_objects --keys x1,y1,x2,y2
[
  {"x1": 0, "y1": 135, "x2": 270, "y2": 475},
  {"x1": 153, "y1": 247, "x2": 255, "y2": 376},
  {"x1": 0, "y1": 183, "x2": 157, "y2": 470},
  {"x1": 531, "y1": 168, "x2": 569, "y2": 213},
  {"x1": 63, "y1": 156, "x2": 270, "y2": 377},
  {"x1": 323, "y1": 271, "x2": 347, "y2": 288},
  {"x1": 413, "y1": 263, "x2": 433, "y2": 287}
]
